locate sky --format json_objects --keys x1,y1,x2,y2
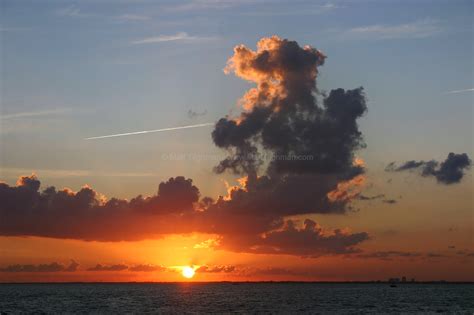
[{"x1": 0, "y1": 0, "x2": 473, "y2": 282}]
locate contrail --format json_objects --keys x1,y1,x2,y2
[
  {"x1": 84, "y1": 122, "x2": 214, "y2": 140},
  {"x1": 443, "y1": 88, "x2": 474, "y2": 95}
]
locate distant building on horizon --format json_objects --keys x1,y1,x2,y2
[{"x1": 388, "y1": 276, "x2": 416, "y2": 283}]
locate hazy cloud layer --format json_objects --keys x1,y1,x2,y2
[
  {"x1": 0, "y1": 262, "x2": 167, "y2": 273},
  {"x1": 57, "y1": 5, "x2": 150, "y2": 22},
  {"x1": 196, "y1": 265, "x2": 236, "y2": 273},
  {"x1": 0, "y1": 261, "x2": 78, "y2": 272},
  {"x1": 87, "y1": 264, "x2": 128, "y2": 272},
  {"x1": 340, "y1": 19, "x2": 441, "y2": 40},
  {"x1": 129, "y1": 264, "x2": 167, "y2": 272},
  {"x1": 353, "y1": 251, "x2": 458, "y2": 261}
]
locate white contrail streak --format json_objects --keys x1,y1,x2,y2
[
  {"x1": 84, "y1": 122, "x2": 214, "y2": 140},
  {"x1": 443, "y1": 88, "x2": 474, "y2": 95}
]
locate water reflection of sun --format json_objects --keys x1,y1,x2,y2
[{"x1": 182, "y1": 266, "x2": 195, "y2": 279}]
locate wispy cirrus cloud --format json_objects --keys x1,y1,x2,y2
[
  {"x1": 114, "y1": 14, "x2": 150, "y2": 21},
  {"x1": 0, "y1": 108, "x2": 71, "y2": 120},
  {"x1": 242, "y1": 2, "x2": 343, "y2": 16},
  {"x1": 0, "y1": 168, "x2": 157, "y2": 178},
  {"x1": 0, "y1": 108, "x2": 76, "y2": 135},
  {"x1": 166, "y1": 0, "x2": 342, "y2": 15},
  {"x1": 56, "y1": 6, "x2": 94, "y2": 18},
  {"x1": 166, "y1": 0, "x2": 254, "y2": 11},
  {"x1": 56, "y1": 6, "x2": 150, "y2": 22},
  {"x1": 340, "y1": 19, "x2": 441, "y2": 40},
  {"x1": 131, "y1": 32, "x2": 214, "y2": 44},
  {"x1": 442, "y1": 88, "x2": 474, "y2": 95},
  {"x1": 0, "y1": 26, "x2": 30, "y2": 32},
  {"x1": 87, "y1": 264, "x2": 128, "y2": 271}
]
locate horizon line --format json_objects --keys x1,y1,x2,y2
[{"x1": 0, "y1": 280, "x2": 471, "y2": 284}]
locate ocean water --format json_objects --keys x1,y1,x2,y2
[{"x1": 0, "y1": 283, "x2": 473, "y2": 314}]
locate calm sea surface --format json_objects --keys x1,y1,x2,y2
[{"x1": 0, "y1": 283, "x2": 473, "y2": 314}]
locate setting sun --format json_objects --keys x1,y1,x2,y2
[{"x1": 181, "y1": 266, "x2": 195, "y2": 279}]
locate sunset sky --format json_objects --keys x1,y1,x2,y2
[{"x1": 0, "y1": 0, "x2": 473, "y2": 282}]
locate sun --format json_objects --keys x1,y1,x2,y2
[{"x1": 181, "y1": 266, "x2": 195, "y2": 279}]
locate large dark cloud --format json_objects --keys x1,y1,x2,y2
[
  {"x1": 0, "y1": 36, "x2": 372, "y2": 258},
  {"x1": 217, "y1": 219, "x2": 369, "y2": 257},
  {"x1": 212, "y1": 36, "x2": 366, "y2": 181},
  {"x1": 386, "y1": 153, "x2": 471, "y2": 184},
  {"x1": 0, "y1": 174, "x2": 369, "y2": 257},
  {"x1": 0, "y1": 175, "x2": 201, "y2": 241},
  {"x1": 209, "y1": 36, "x2": 368, "y2": 233}
]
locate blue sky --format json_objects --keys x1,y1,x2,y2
[{"x1": 1, "y1": 0, "x2": 472, "y2": 198}]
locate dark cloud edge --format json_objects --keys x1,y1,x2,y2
[{"x1": 386, "y1": 153, "x2": 471, "y2": 185}]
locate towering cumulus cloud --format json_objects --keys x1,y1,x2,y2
[
  {"x1": 0, "y1": 36, "x2": 370, "y2": 257},
  {"x1": 213, "y1": 36, "x2": 366, "y2": 177},
  {"x1": 211, "y1": 36, "x2": 367, "y2": 214},
  {"x1": 207, "y1": 36, "x2": 369, "y2": 254}
]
